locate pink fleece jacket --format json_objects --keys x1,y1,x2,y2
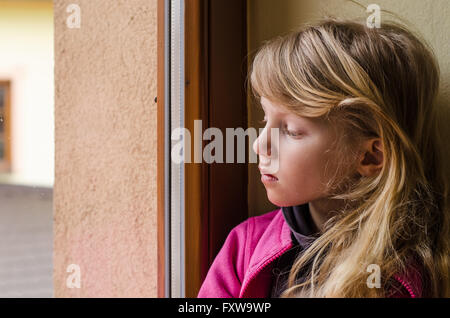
[{"x1": 197, "y1": 208, "x2": 424, "y2": 298}]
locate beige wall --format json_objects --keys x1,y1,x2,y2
[
  {"x1": 54, "y1": 0, "x2": 158, "y2": 297},
  {"x1": 247, "y1": 0, "x2": 450, "y2": 217}
]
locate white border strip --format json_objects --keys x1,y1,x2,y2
[
  {"x1": 170, "y1": 0, "x2": 185, "y2": 298},
  {"x1": 164, "y1": 0, "x2": 171, "y2": 298}
]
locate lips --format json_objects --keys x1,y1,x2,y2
[
  {"x1": 258, "y1": 166, "x2": 278, "y2": 181},
  {"x1": 261, "y1": 174, "x2": 278, "y2": 182}
]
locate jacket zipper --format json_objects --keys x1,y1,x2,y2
[
  {"x1": 393, "y1": 274, "x2": 417, "y2": 298},
  {"x1": 239, "y1": 243, "x2": 293, "y2": 298}
]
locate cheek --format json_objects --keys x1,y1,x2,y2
[
  {"x1": 286, "y1": 157, "x2": 326, "y2": 186},
  {"x1": 280, "y1": 142, "x2": 331, "y2": 190},
  {"x1": 261, "y1": 135, "x2": 338, "y2": 207}
]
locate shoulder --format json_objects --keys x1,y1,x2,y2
[
  {"x1": 212, "y1": 208, "x2": 283, "y2": 262},
  {"x1": 223, "y1": 207, "x2": 285, "y2": 269},
  {"x1": 245, "y1": 208, "x2": 283, "y2": 237},
  {"x1": 227, "y1": 208, "x2": 282, "y2": 241},
  {"x1": 197, "y1": 208, "x2": 283, "y2": 297}
]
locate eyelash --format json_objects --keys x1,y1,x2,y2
[{"x1": 259, "y1": 118, "x2": 302, "y2": 137}]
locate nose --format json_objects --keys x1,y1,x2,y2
[{"x1": 253, "y1": 127, "x2": 271, "y2": 157}]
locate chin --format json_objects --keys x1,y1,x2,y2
[
  {"x1": 267, "y1": 193, "x2": 308, "y2": 207},
  {"x1": 266, "y1": 195, "x2": 281, "y2": 207},
  {"x1": 266, "y1": 194, "x2": 290, "y2": 207}
]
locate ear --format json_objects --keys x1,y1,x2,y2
[{"x1": 356, "y1": 138, "x2": 384, "y2": 177}]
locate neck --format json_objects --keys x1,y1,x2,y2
[{"x1": 308, "y1": 198, "x2": 346, "y2": 233}]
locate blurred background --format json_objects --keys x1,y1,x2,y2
[{"x1": 0, "y1": 0, "x2": 53, "y2": 297}]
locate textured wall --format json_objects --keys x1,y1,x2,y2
[
  {"x1": 54, "y1": 0, "x2": 158, "y2": 297},
  {"x1": 248, "y1": 0, "x2": 450, "y2": 217}
]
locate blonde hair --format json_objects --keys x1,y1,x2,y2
[{"x1": 250, "y1": 18, "x2": 450, "y2": 297}]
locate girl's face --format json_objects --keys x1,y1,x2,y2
[{"x1": 253, "y1": 96, "x2": 338, "y2": 207}]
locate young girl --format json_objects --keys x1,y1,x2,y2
[{"x1": 197, "y1": 18, "x2": 450, "y2": 298}]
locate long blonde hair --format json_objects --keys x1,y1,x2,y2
[{"x1": 250, "y1": 18, "x2": 450, "y2": 297}]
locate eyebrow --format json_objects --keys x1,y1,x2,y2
[
  {"x1": 260, "y1": 99, "x2": 290, "y2": 116},
  {"x1": 260, "y1": 100, "x2": 316, "y2": 129}
]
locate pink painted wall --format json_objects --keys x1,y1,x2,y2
[{"x1": 53, "y1": 0, "x2": 158, "y2": 297}]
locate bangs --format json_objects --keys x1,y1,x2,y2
[
  {"x1": 249, "y1": 37, "x2": 288, "y2": 104},
  {"x1": 249, "y1": 31, "x2": 336, "y2": 118}
]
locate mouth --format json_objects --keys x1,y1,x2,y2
[
  {"x1": 261, "y1": 174, "x2": 278, "y2": 183},
  {"x1": 259, "y1": 167, "x2": 279, "y2": 183}
]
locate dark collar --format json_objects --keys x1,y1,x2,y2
[{"x1": 281, "y1": 203, "x2": 320, "y2": 247}]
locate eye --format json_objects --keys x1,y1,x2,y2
[
  {"x1": 286, "y1": 130, "x2": 302, "y2": 137},
  {"x1": 283, "y1": 125, "x2": 302, "y2": 137}
]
